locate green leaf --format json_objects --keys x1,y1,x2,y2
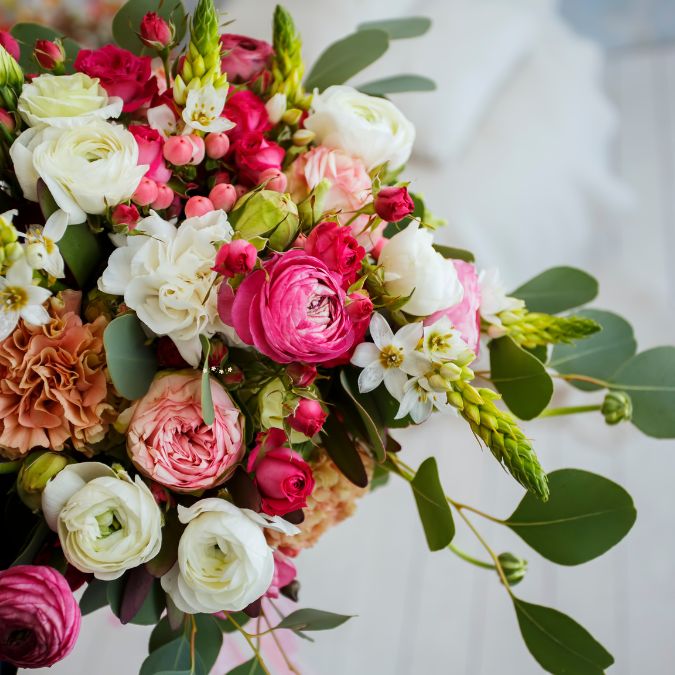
[
  {"x1": 305, "y1": 30, "x2": 389, "y2": 91},
  {"x1": 11, "y1": 520, "x2": 49, "y2": 567},
  {"x1": 104, "y1": 313, "x2": 158, "y2": 400},
  {"x1": 139, "y1": 636, "x2": 194, "y2": 675},
  {"x1": 339, "y1": 370, "x2": 386, "y2": 462},
  {"x1": 322, "y1": 414, "x2": 368, "y2": 487},
  {"x1": 513, "y1": 598, "x2": 614, "y2": 674},
  {"x1": 357, "y1": 16, "x2": 432, "y2": 39},
  {"x1": 276, "y1": 608, "x2": 353, "y2": 632},
  {"x1": 550, "y1": 310, "x2": 636, "y2": 391},
  {"x1": 489, "y1": 336, "x2": 554, "y2": 420},
  {"x1": 610, "y1": 346, "x2": 675, "y2": 438},
  {"x1": 410, "y1": 457, "x2": 455, "y2": 551},
  {"x1": 11, "y1": 23, "x2": 80, "y2": 72},
  {"x1": 199, "y1": 336, "x2": 215, "y2": 426},
  {"x1": 113, "y1": 0, "x2": 187, "y2": 56},
  {"x1": 217, "y1": 611, "x2": 251, "y2": 633},
  {"x1": 58, "y1": 223, "x2": 103, "y2": 289},
  {"x1": 79, "y1": 578, "x2": 110, "y2": 616},
  {"x1": 226, "y1": 659, "x2": 265, "y2": 675},
  {"x1": 512, "y1": 267, "x2": 598, "y2": 314},
  {"x1": 146, "y1": 509, "x2": 182, "y2": 578},
  {"x1": 505, "y1": 469, "x2": 636, "y2": 565},
  {"x1": 118, "y1": 575, "x2": 165, "y2": 626},
  {"x1": 358, "y1": 74, "x2": 436, "y2": 95},
  {"x1": 149, "y1": 617, "x2": 182, "y2": 654},
  {"x1": 432, "y1": 244, "x2": 475, "y2": 263}
]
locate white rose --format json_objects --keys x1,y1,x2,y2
[
  {"x1": 304, "y1": 85, "x2": 415, "y2": 170},
  {"x1": 9, "y1": 120, "x2": 146, "y2": 223},
  {"x1": 98, "y1": 210, "x2": 233, "y2": 366},
  {"x1": 478, "y1": 269, "x2": 525, "y2": 326},
  {"x1": 161, "y1": 498, "x2": 298, "y2": 614},
  {"x1": 379, "y1": 222, "x2": 464, "y2": 316},
  {"x1": 41, "y1": 462, "x2": 162, "y2": 581},
  {"x1": 18, "y1": 72, "x2": 123, "y2": 128}
]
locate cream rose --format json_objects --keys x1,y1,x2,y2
[
  {"x1": 161, "y1": 498, "x2": 298, "y2": 614},
  {"x1": 379, "y1": 222, "x2": 464, "y2": 316},
  {"x1": 304, "y1": 85, "x2": 415, "y2": 170},
  {"x1": 41, "y1": 463, "x2": 162, "y2": 581},
  {"x1": 17, "y1": 72, "x2": 123, "y2": 128},
  {"x1": 9, "y1": 120, "x2": 146, "y2": 224}
]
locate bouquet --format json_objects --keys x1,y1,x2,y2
[{"x1": 0, "y1": 1, "x2": 673, "y2": 673}]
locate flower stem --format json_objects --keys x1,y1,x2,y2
[
  {"x1": 0, "y1": 460, "x2": 21, "y2": 475},
  {"x1": 554, "y1": 373, "x2": 612, "y2": 388},
  {"x1": 262, "y1": 605, "x2": 302, "y2": 675},
  {"x1": 448, "y1": 543, "x2": 495, "y2": 570},
  {"x1": 538, "y1": 404, "x2": 602, "y2": 418},
  {"x1": 228, "y1": 614, "x2": 272, "y2": 675}
]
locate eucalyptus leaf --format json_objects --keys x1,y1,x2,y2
[
  {"x1": 358, "y1": 74, "x2": 436, "y2": 95},
  {"x1": 113, "y1": 0, "x2": 187, "y2": 56},
  {"x1": 432, "y1": 244, "x2": 475, "y2": 263},
  {"x1": 11, "y1": 23, "x2": 80, "y2": 72},
  {"x1": 322, "y1": 414, "x2": 368, "y2": 487},
  {"x1": 11, "y1": 520, "x2": 49, "y2": 567},
  {"x1": 512, "y1": 267, "x2": 598, "y2": 314},
  {"x1": 226, "y1": 659, "x2": 266, "y2": 675},
  {"x1": 489, "y1": 336, "x2": 553, "y2": 420},
  {"x1": 199, "y1": 336, "x2": 215, "y2": 426},
  {"x1": 118, "y1": 565, "x2": 155, "y2": 624},
  {"x1": 506, "y1": 469, "x2": 636, "y2": 565},
  {"x1": 276, "y1": 608, "x2": 353, "y2": 631},
  {"x1": 357, "y1": 16, "x2": 432, "y2": 39},
  {"x1": 149, "y1": 617, "x2": 182, "y2": 654},
  {"x1": 79, "y1": 579, "x2": 110, "y2": 616},
  {"x1": 218, "y1": 611, "x2": 251, "y2": 633}
]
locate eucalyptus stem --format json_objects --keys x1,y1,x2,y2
[
  {"x1": 448, "y1": 543, "x2": 495, "y2": 570},
  {"x1": 228, "y1": 614, "x2": 272, "y2": 675},
  {"x1": 0, "y1": 460, "x2": 21, "y2": 475},
  {"x1": 538, "y1": 404, "x2": 601, "y2": 418},
  {"x1": 554, "y1": 373, "x2": 612, "y2": 388},
  {"x1": 262, "y1": 607, "x2": 302, "y2": 675}
]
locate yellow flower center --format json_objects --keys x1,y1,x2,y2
[
  {"x1": 379, "y1": 345, "x2": 404, "y2": 369},
  {"x1": 0, "y1": 286, "x2": 27, "y2": 312},
  {"x1": 192, "y1": 102, "x2": 217, "y2": 126}
]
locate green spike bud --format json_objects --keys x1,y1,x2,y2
[
  {"x1": 0, "y1": 213, "x2": 22, "y2": 274},
  {"x1": 17, "y1": 450, "x2": 74, "y2": 512},
  {"x1": 601, "y1": 390, "x2": 632, "y2": 425},
  {"x1": 499, "y1": 308, "x2": 601, "y2": 349},
  {"x1": 0, "y1": 45, "x2": 24, "y2": 111},
  {"x1": 498, "y1": 552, "x2": 528, "y2": 586},
  {"x1": 271, "y1": 5, "x2": 307, "y2": 106}
]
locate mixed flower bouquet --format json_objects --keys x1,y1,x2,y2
[{"x1": 0, "y1": 1, "x2": 674, "y2": 674}]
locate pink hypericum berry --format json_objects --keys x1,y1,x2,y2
[
  {"x1": 151, "y1": 183, "x2": 174, "y2": 210},
  {"x1": 259, "y1": 167, "x2": 287, "y2": 193},
  {"x1": 205, "y1": 132, "x2": 230, "y2": 159},
  {"x1": 184, "y1": 196, "x2": 214, "y2": 218},
  {"x1": 209, "y1": 183, "x2": 238, "y2": 212},
  {"x1": 132, "y1": 177, "x2": 159, "y2": 206}
]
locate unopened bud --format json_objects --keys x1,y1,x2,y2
[
  {"x1": 281, "y1": 107, "x2": 302, "y2": 126},
  {"x1": 498, "y1": 552, "x2": 527, "y2": 586},
  {"x1": 34, "y1": 39, "x2": 65, "y2": 72},
  {"x1": 439, "y1": 362, "x2": 463, "y2": 382},
  {"x1": 602, "y1": 391, "x2": 632, "y2": 425},
  {"x1": 427, "y1": 373, "x2": 451, "y2": 392},
  {"x1": 140, "y1": 12, "x2": 174, "y2": 50},
  {"x1": 17, "y1": 451, "x2": 73, "y2": 512},
  {"x1": 292, "y1": 129, "x2": 314, "y2": 146}
]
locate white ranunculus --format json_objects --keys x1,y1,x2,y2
[
  {"x1": 304, "y1": 85, "x2": 415, "y2": 170},
  {"x1": 478, "y1": 268, "x2": 525, "y2": 326},
  {"x1": 42, "y1": 462, "x2": 162, "y2": 581},
  {"x1": 161, "y1": 498, "x2": 298, "y2": 614},
  {"x1": 379, "y1": 222, "x2": 464, "y2": 316},
  {"x1": 17, "y1": 72, "x2": 123, "y2": 128},
  {"x1": 98, "y1": 210, "x2": 233, "y2": 366},
  {"x1": 10, "y1": 120, "x2": 146, "y2": 224}
]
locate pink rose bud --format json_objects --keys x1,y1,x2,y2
[
  {"x1": 163, "y1": 135, "x2": 194, "y2": 166},
  {"x1": 371, "y1": 235, "x2": 387, "y2": 260},
  {"x1": 188, "y1": 134, "x2": 206, "y2": 165},
  {"x1": 132, "y1": 177, "x2": 159, "y2": 206},
  {"x1": 0, "y1": 30, "x2": 20, "y2": 61},
  {"x1": 292, "y1": 233, "x2": 307, "y2": 249},
  {"x1": 374, "y1": 186, "x2": 415, "y2": 222},
  {"x1": 266, "y1": 551, "x2": 298, "y2": 599},
  {"x1": 259, "y1": 167, "x2": 288, "y2": 192},
  {"x1": 185, "y1": 195, "x2": 214, "y2": 218},
  {"x1": 209, "y1": 182, "x2": 238, "y2": 212},
  {"x1": 347, "y1": 291, "x2": 374, "y2": 324},
  {"x1": 222, "y1": 363, "x2": 245, "y2": 388},
  {"x1": 152, "y1": 183, "x2": 174, "y2": 210},
  {"x1": 213, "y1": 170, "x2": 232, "y2": 185},
  {"x1": 0, "y1": 108, "x2": 14, "y2": 132},
  {"x1": 288, "y1": 398, "x2": 327, "y2": 437},
  {"x1": 286, "y1": 363, "x2": 317, "y2": 387},
  {"x1": 111, "y1": 203, "x2": 140, "y2": 228},
  {"x1": 140, "y1": 12, "x2": 173, "y2": 49},
  {"x1": 205, "y1": 132, "x2": 230, "y2": 159},
  {"x1": 213, "y1": 239, "x2": 257, "y2": 277},
  {"x1": 34, "y1": 39, "x2": 65, "y2": 71}
]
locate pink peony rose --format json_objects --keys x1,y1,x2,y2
[
  {"x1": 0, "y1": 565, "x2": 81, "y2": 668},
  {"x1": 127, "y1": 372, "x2": 245, "y2": 493},
  {"x1": 128, "y1": 125, "x2": 172, "y2": 183},
  {"x1": 0, "y1": 30, "x2": 19, "y2": 61},
  {"x1": 375, "y1": 186, "x2": 415, "y2": 222},
  {"x1": 220, "y1": 34, "x2": 273, "y2": 83},
  {"x1": 224, "y1": 90, "x2": 271, "y2": 142},
  {"x1": 305, "y1": 220, "x2": 366, "y2": 287},
  {"x1": 226, "y1": 250, "x2": 363, "y2": 364},
  {"x1": 425, "y1": 260, "x2": 482, "y2": 353},
  {"x1": 213, "y1": 239, "x2": 258, "y2": 278},
  {"x1": 288, "y1": 398, "x2": 327, "y2": 437},
  {"x1": 247, "y1": 428, "x2": 315, "y2": 516},
  {"x1": 74, "y1": 44, "x2": 157, "y2": 112},
  {"x1": 266, "y1": 550, "x2": 297, "y2": 598},
  {"x1": 233, "y1": 131, "x2": 284, "y2": 186}
]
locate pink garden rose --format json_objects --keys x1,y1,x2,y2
[
  {"x1": 220, "y1": 34, "x2": 273, "y2": 83},
  {"x1": 0, "y1": 565, "x2": 81, "y2": 668},
  {"x1": 304, "y1": 221, "x2": 366, "y2": 287},
  {"x1": 233, "y1": 131, "x2": 284, "y2": 186},
  {"x1": 128, "y1": 125, "x2": 172, "y2": 183},
  {"x1": 225, "y1": 250, "x2": 364, "y2": 364},
  {"x1": 127, "y1": 372, "x2": 245, "y2": 492},
  {"x1": 224, "y1": 90, "x2": 271, "y2": 142},
  {"x1": 425, "y1": 260, "x2": 482, "y2": 353}
]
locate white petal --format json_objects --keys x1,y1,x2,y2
[
  {"x1": 43, "y1": 209, "x2": 69, "y2": 241},
  {"x1": 6, "y1": 259, "x2": 33, "y2": 286},
  {"x1": 369, "y1": 312, "x2": 394, "y2": 350},
  {"x1": 411, "y1": 399, "x2": 433, "y2": 424},
  {"x1": 244, "y1": 509, "x2": 300, "y2": 535},
  {"x1": 402, "y1": 351, "x2": 432, "y2": 377},
  {"x1": 383, "y1": 368, "x2": 407, "y2": 402},
  {"x1": 350, "y1": 342, "x2": 380, "y2": 368},
  {"x1": 395, "y1": 322, "x2": 423, "y2": 351},
  {"x1": 358, "y1": 363, "x2": 384, "y2": 393},
  {"x1": 395, "y1": 388, "x2": 417, "y2": 420},
  {"x1": 0, "y1": 311, "x2": 19, "y2": 341},
  {"x1": 20, "y1": 304, "x2": 50, "y2": 326}
]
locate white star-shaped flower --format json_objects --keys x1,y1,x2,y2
[
  {"x1": 395, "y1": 375, "x2": 453, "y2": 424},
  {"x1": 22, "y1": 210, "x2": 68, "y2": 278},
  {"x1": 182, "y1": 85, "x2": 234, "y2": 134},
  {"x1": 0, "y1": 258, "x2": 51, "y2": 340},
  {"x1": 423, "y1": 316, "x2": 474, "y2": 364}
]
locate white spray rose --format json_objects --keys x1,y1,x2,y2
[
  {"x1": 9, "y1": 119, "x2": 146, "y2": 224},
  {"x1": 379, "y1": 222, "x2": 464, "y2": 316},
  {"x1": 41, "y1": 462, "x2": 162, "y2": 581},
  {"x1": 304, "y1": 85, "x2": 415, "y2": 170},
  {"x1": 161, "y1": 498, "x2": 298, "y2": 614},
  {"x1": 17, "y1": 72, "x2": 123, "y2": 128},
  {"x1": 98, "y1": 210, "x2": 233, "y2": 366}
]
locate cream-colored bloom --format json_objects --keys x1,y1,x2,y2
[
  {"x1": 17, "y1": 73, "x2": 123, "y2": 128},
  {"x1": 182, "y1": 85, "x2": 234, "y2": 134},
  {"x1": 0, "y1": 259, "x2": 51, "y2": 340}
]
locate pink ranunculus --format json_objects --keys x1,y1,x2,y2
[
  {"x1": 74, "y1": 44, "x2": 157, "y2": 112},
  {"x1": 288, "y1": 398, "x2": 327, "y2": 437},
  {"x1": 127, "y1": 372, "x2": 245, "y2": 493},
  {"x1": 425, "y1": 260, "x2": 482, "y2": 353},
  {"x1": 224, "y1": 90, "x2": 271, "y2": 143},
  {"x1": 0, "y1": 565, "x2": 81, "y2": 668},
  {"x1": 305, "y1": 221, "x2": 366, "y2": 287},
  {"x1": 220, "y1": 34, "x2": 273, "y2": 83},
  {"x1": 128, "y1": 124, "x2": 172, "y2": 183},
  {"x1": 0, "y1": 30, "x2": 20, "y2": 61},
  {"x1": 247, "y1": 428, "x2": 315, "y2": 516},
  {"x1": 233, "y1": 131, "x2": 285, "y2": 186},
  {"x1": 226, "y1": 250, "x2": 362, "y2": 364},
  {"x1": 266, "y1": 550, "x2": 297, "y2": 599},
  {"x1": 375, "y1": 186, "x2": 415, "y2": 222}
]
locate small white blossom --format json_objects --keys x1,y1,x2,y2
[
  {"x1": 182, "y1": 85, "x2": 234, "y2": 134},
  {"x1": 0, "y1": 259, "x2": 51, "y2": 340},
  {"x1": 396, "y1": 375, "x2": 453, "y2": 424},
  {"x1": 147, "y1": 104, "x2": 178, "y2": 138},
  {"x1": 479, "y1": 268, "x2": 524, "y2": 326},
  {"x1": 423, "y1": 316, "x2": 474, "y2": 364},
  {"x1": 22, "y1": 210, "x2": 68, "y2": 278}
]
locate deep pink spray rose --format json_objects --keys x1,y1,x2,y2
[
  {"x1": 127, "y1": 372, "x2": 245, "y2": 492},
  {"x1": 425, "y1": 260, "x2": 482, "y2": 353},
  {"x1": 75, "y1": 45, "x2": 157, "y2": 112},
  {"x1": 248, "y1": 428, "x2": 315, "y2": 516},
  {"x1": 233, "y1": 131, "x2": 285, "y2": 186},
  {"x1": 375, "y1": 186, "x2": 415, "y2": 222},
  {"x1": 140, "y1": 12, "x2": 173, "y2": 49},
  {"x1": 220, "y1": 34, "x2": 273, "y2": 83},
  {"x1": 288, "y1": 398, "x2": 327, "y2": 437},
  {"x1": 266, "y1": 550, "x2": 297, "y2": 598},
  {"x1": 286, "y1": 363, "x2": 317, "y2": 387},
  {"x1": 128, "y1": 125, "x2": 172, "y2": 183},
  {"x1": 305, "y1": 221, "x2": 366, "y2": 287},
  {"x1": 226, "y1": 250, "x2": 362, "y2": 364},
  {"x1": 0, "y1": 565, "x2": 81, "y2": 668},
  {"x1": 213, "y1": 239, "x2": 257, "y2": 278},
  {"x1": 0, "y1": 31, "x2": 19, "y2": 61},
  {"x1": 224, "y1": 90, "x2": 271, "y2": 142}
]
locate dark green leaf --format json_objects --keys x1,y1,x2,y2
[
  {"x1": 277, "y1": 608, "x2": 353, "y2": 632},
  {"x1": 358, "y1": 74, "x2": 436, "y2": 95},
  {"x1": 489, "y1": 336, "x2": 554, "y2": 420},
  {"x1": 512, "y1": 267, "x2": 598, "y2": 314},
  {"x1": 550, "y1": 310, "x2": 636, "y2": 391},
  {"x1": 139, "y1": 636, "x2": 193, "y2": 675},
  {"x1": 11, "y1": 23, "x2": 80, "y2": 72},
  {"x1": 113, "y1": 0, "x2": 187, "y2": 56},
  {"x1": 432, "y1": 244, "x2": 475, "y2": 263},
  {"x1": 305, "y1": 30, "x2": 389, "y2": 91},
  {"x1": 370, "y1": 463, "x2": 390, "y2": 491},
  {"x1": 410, "y1": 457, "x2": 455, "y2": 551},
  {"x1": 146, "y1": 509, "x2": 182, "y2": 578},
  {"x1": 191, "y1": 615, "x2": 223, "y2": 674},
  {"x1": 105, "y1": 575, "x2": 127, "y2": 616},
  {"x1": 103, "y1": 313, "x2": 158, "y2": 400},
  {"x1": 610, "y1": 346, "x2": 675, "y2": 438},
  {"x1": 514, "y1": 598, "x2": 614, "y2": 674},
  {"x1": 357, "y1": 16, "x2": 432, "y2": 39},
  {"x1": 58, "y1": 223, "x2": 103, "y2": 288},
  {"x1": 506, "y1": 469, "x2": 636, "y2": 565},
  {"x1": 322, "y1": 414, "x2": 368, "y2": 487},
  {"x1": 79, "y1": 578, "x2": 110, "y2": 616},
  {"x1": 11, "y1": 520, "x2": 49, "y2": 567},
  {"x1": 149, "y1": 617, "x2": 182, "y2": 654},
  {"x1": 199, "y1": 335, "x2": 215, "y2": 426},
  {"x1": 527, "y1": 345, "x2": 549, "y2": 364},
  {"x1": 226, "y1": 659, "x2": 265, "y2": 675}
]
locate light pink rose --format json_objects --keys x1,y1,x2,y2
[{"x1": 127, "y1": 372, "x2": 245, "y2": 492}]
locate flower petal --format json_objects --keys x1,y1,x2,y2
[
  {"x1": 358, "y1": 363, "x2": 384, "y2": 393},
  {"x1": 369, "y1": 312, "x2": 394, "y2": 350},
  {"x1": 350, "y1": 342, "x2": 380, "y2": 368}
]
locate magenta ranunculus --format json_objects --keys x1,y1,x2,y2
[
  {"x1": 425, "y1": 260, "x2": 482, "y2": 353},
  {"x1": 127, "y1": 372, "x2": 245, "y2": 492},
  {"x1": 224, "y1": 90, "x2": 271, "y2": 143},
  {"x1": 74, "y1": 44, "x2": 157, "y2": 112},
  {"x1": 226, "y1": 250, "x2": 363, "y2": 364},
  {"x1": 233, "y1": 131, "x2": 285, "y2": 186},
  {"x1": 220, "y1": 34, "x2": 273, "y2": 83},
  {"x1": 305, "y1": 221, "x2": 366, "y2": 287},
  {"x1": 0, "y1": 565, "x2": 81, "y2": 668},
  {"x1": 128, "y1": 124, "x2": 172, "y2": 183}
]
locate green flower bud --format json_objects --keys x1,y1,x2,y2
[
  {"x1": 17, "y1": 451, "x2": 73, "y2": 512},
  {"x1": 0, "y1": 45, "x2": 24, "y2": 111},
  {"x1": 498, "y1": 552, "x2": 528, "y2": 586},
  {"x1": 427, "y1": 373, "x2": 451, "y2": 392},
  {"x1": 297, "y1": 179, "x2": 331, "y2": 230},
  {"x1": 282, "y1": 108, "x2": 303, "y2": 126},
  {"x1": 292, "y1": 129, "x2": 315, "y2": 146},
  {"x1": 602, "y1": 391, "x2": 632, "y2": 425}
]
